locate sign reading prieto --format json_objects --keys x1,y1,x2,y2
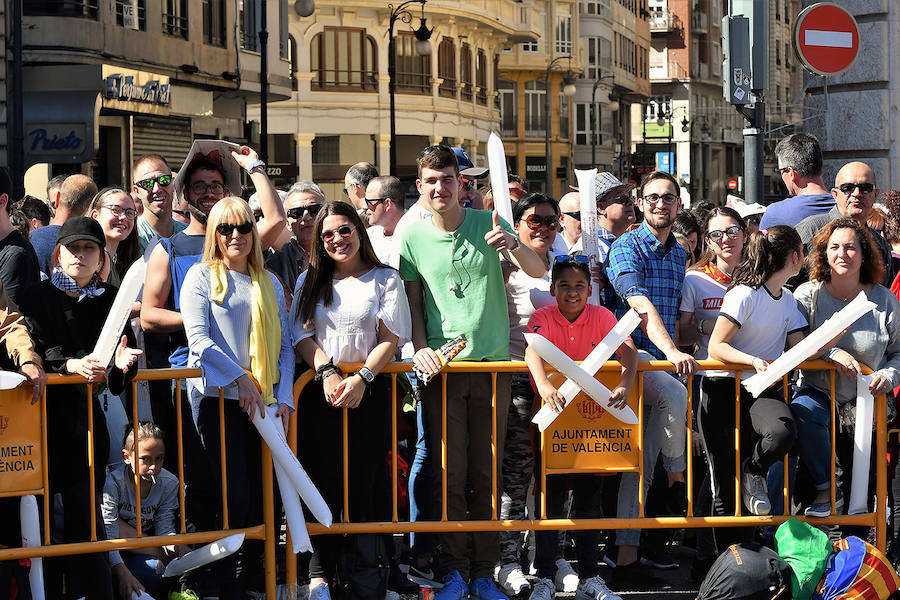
[
  {"x1": 543, "y1": 370, "x2": 640, "y2": 472},
  {"x1": 25, "y1": 123, "x2": 88, "y2": 161},
  {"x1": 793, "y1": 2, "x2": 860, "y2": 76},
  {"x1": 0, "y1": 386, "x2": 43, "y2": 494}
]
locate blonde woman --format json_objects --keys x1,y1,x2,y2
[{"x1": 180, "y1": 196, "x2": 293, "y2": 598}]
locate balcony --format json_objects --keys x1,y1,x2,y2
[
  {"x1": 691, "y1": 12, "x2": 708, "y2": 34},
  {"x1": 649, "y1": 9, "x2": 675, "y2": 33}
]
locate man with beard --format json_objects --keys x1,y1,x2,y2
[
  {"x1": 132, "y1": 154, "x2": 187, "y2": 253},
  {"x1": 603, "y1": 170, "x2": 692, "y2": 590}
]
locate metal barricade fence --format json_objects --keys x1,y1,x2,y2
[{"x1": 0, "y1": 359, "x2": 888, "y2": 598}]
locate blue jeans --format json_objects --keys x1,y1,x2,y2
[
  {"x1": 409, "y1": 399, "x2": 433, "y2": 553},
  {"x1": 124, "y1": 554, "x2": 166, "y2": 598},
  {"x1": 791, "y1": 388, "x2": 833, "y2": 491}
]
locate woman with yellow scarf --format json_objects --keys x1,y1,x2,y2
[{"x1": 181, "y1": 196, "x2": 294, "y2": 598}]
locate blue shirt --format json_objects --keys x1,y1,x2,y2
[
  {"x1": 758, "y1": 193, "x2": 834, "y2": 229},
  {"x1": 29, "y1": 224, "x2": 61, "y2": 276},
  {"x1": 605, "y1": 221, "x2": 686, "y2": 359}
]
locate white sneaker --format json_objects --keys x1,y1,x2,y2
[
  {"x1": 309, "y1": 582, "x2": 332, "y2": 600},
  {"x1": 576, "y1": 576, "x2": 622, "y2": 600},
  {"x1": 741, "y1": 463, "x2": 771, "y2": 516},
  {"x1": 554, "y1": 559, "x2": 579, "y2": 593},
  {"x1": 529, "y1": 578, "x2": 555, "y2": 600},
  {"x1": 498, "y1": 562, "x2": 531, "y2": 596}
]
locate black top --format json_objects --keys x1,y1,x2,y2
[{"x1": 0, "y1": 230, "x2": 40, "y2": 307}]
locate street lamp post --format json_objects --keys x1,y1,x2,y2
[
  {"x1": 544, "y1": 56, "x2": 576, "y2": 195},
  {"x1": 388, "y1": 0, "x2": 432, "y2": 176}
]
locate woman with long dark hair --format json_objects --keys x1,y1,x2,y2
[
  {"x1": 89, "y1": 187, "x2": 141, "y2": 286},
  {"x1": 292, "y1": 201, "x2": 411, "y2": 600}
]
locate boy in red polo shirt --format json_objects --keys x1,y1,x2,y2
[{"x1": 524, "y1": 255, "x2": 638, "y2": 600}]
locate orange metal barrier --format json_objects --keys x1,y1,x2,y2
[{"x1": 0, "y1": 359, "x2": 889, "y2": 598}]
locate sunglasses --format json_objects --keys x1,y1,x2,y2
[
  {"x1": 190, "y1": 181, "x2": 225, "y2": 195},
  {"x1": 837, "y1": 182, "x2": 875, "y2": 195},
  {"x1": 561, "y1": 210, "x2": 581, "y2": 221},
  {"x1": 321, "y1": 224, "x2": 355, "y2": 243},
  {"x1": 215, "y1": 221, "x2": 253, "y2": 236},
  {"x1": 461, "y1": 179, "x2": 474, "y2": 191},
  {"x1": 364, "y1": 197, "x2": 388, "y2": 208},
  {"x1": 417, "y1": 144, "x2": 451, "y2": 160},
  {"x1": 553, "y1": 254, "x2": 591, "y2": 265},
  {"x1": 134, "y1": 173, "x2": 173, "y2": 190},
  {"x1": 602, "y1": 194, "x2": 634, "y2": 206},
  {"x1": 521, "y1": 214, "x2": 559, "y2": 230},
  {"x1": 642, "y1": 193, "x2": 678, "y2": 206},
  {"x1": 707, "y1": 225, "x2": 742, "y2": 242},
  {"x1": 287, "y1": 204, "x2": 322, "y2": 220},
  {"x1": 774, "y1": 166, "x2": 791, "y2": 176}
]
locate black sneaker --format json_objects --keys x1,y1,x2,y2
[
  {"x1": 389, "y1": 563, "x2": 420, "y2": 593},
  {"x1": 640, "y1": 547, "x2": 679, "y2": 570},
  {"x1": 666, "y1": 481, "x2": 688, "y2": 516}
]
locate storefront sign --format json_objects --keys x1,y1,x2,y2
[
  {"x1": 543, "y1": 370, "x2": 640, "y2": 472},
  {"x1": 525, "y1": 156, "x2": 546, "y2": 175},
  {"x1": 266, "y1": 165, "x2": 299, "y2": 178},
  {"x1": 122, "y1": 0, "x2": 139, "y2": 30},
  {"x1": 26, "y1": 123, "x2": 86, "y2": 156},
  {"x1": 105, "y1": 73, "x2": 170, "y2": 105},
  {"x1": 0, "y1": 386, "x2": 44, "y2": 494}
]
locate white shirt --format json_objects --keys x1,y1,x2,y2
[
  {"x1": 506, "y1": 267, "x2": 555, "y2": 361},
  {"x1": 291, "y1": 266, "x2": 412, "y2": 364},
  {"x1": 679, "y1": 270, "x2": 728, "y2": 362},
  {"x1": 393, "y1": 202, "x2": 432, "y2": 245},
  {"x1": 367, "y1": 225, "x2": 400, "y2": 269}
]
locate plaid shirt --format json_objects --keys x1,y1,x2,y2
[{"x1": 604, "y1": 221, "x2": 686, "y2": 358}]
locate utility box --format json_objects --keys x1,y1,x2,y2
[
  {"x1": 729, "y1": 0, "x2": 768, "y2": 90},
  {"x1": 722, "y1": 15, "x2": 752, "y2": 105}
]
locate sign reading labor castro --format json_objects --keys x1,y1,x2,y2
[
  {"x1": 0, "y1": 386, "x2": 43, "y2": 493},
  {"x1": 543, "y1": 370, "x2": 640, "y2": 472}
]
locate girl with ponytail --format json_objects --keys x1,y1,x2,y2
[{"x1": 703, "y1": 225, "x2": 841, "y2": 544}]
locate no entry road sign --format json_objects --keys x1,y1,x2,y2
[{"x1": 793, "y1": 2, "x2": 860, "y2": 76}]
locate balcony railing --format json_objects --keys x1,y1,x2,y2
[
  {"x1": 649, "y1": 9, "x2": 674, "y2": 33},
  {"x1": 691, "y1": 11, "x2": 708, "y2": 34},
  {"x1": 312, "y1": 71, "x2": 378, "y2": 92},
  {"x1": 439, "y1": 77, "x2": 457, "y2": 99}
]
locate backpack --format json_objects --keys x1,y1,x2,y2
[
  {"x1": 334, "y1": 534, "x2": 390, "y2": 600},
  {"x1": 697, "y1": 543, "x2": 793, "y2": 600},
  {"x1": 775, "y1": 518, "x2": 834, "y2": 600},
  {"x1": 814, "y1": 536, "x2": 900, "y2": 600}
]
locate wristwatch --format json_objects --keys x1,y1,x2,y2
[
  {"x1": 508, "y1": 236, "x2": 521, "y2": 253},
  {"x1": 357, "y1": 366, "x2": 375, "y2": 385}
]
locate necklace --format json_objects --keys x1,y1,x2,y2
[{"x1": 826, "y1": 281, "x2": 862, "y2": 302}]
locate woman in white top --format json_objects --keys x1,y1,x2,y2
[
  {"x1": 706, "y1": 226, "x2": 809, "y2": 529},
  {"x1": 292, "y1": 201, "x2": 411, "y2": 600}
]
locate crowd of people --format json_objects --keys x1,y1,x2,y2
[{"x1": 0, "y1": 131, "x2": 899, "y2": 600}]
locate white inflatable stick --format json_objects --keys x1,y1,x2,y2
[
  {"x1": 742, "y1": 292, "x2": 875, "y2": 397},
  {"x1": 131, "y1": 591, "x2": 155, "y2": 600},
  {"x1": 162, "y1": 533, "x2": 244, "y2": 578},
  {"x1": 532, "y1": 309, "x2": 641, "y2": 431},
  {"x1": 92, "y1": 258, "x2": 147, "y2": 367},
  {"x1": 574, "y1": 169, "x2": 600, "y2": 306},
  {"x1": 0, "y1": 371, "x2": 27, "y2": 390},
  {"x1": 20, "y1": 495, "x2": 44, "y2": 600},
  {"x1": 848, "y1": 374, "x2": 875, "y2": 515},
  {"x1": 265, "y1": 405, "x2": 312, "y2": 553},
  {"x1": 487, "y1": 132, "x2": 513, "y2": 226},
  {"x1": 251, "y1": 411, "x2": 332, "y2": 527},
  {"x1": 525, "y1": 333, "x2": 638, "y2": 426}
]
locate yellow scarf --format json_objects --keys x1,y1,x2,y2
[{"x1": 210, "y1": 262, "x2": 281, "y2": 405}]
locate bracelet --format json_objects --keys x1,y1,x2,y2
[
  {"x1": 314, "y1": 360, "x2": 343, "y2": 381},
  {"x1": 246, "y1": 159, "x2": 266, "y2": 174},
  {"x1": 20, "y1": 360, "x2": 39, "y2": 369}
]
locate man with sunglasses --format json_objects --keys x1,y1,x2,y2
[
  {"x1": 760, "y1": 133, "x2": 834, "y2": 229},
  {"x1": 265, "y1": 181, "x2": 324, "y2": 292},
  {"x1": 794, "y1": 161, "x2": 893, "y2": 286},
  {"x1": 132, "y1": 154, "x2": 187, "y2": 253},
  {"x1": 364, "y1": 175, "x2": 406, "y2": 268},
  {"x1": 344, "y1": 162, "x2": 379, "y2": 211},
  {"x1": 558, "y1": 192, "x2": 582, "y2": 251}
]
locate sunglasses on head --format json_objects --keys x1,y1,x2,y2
[
  {"x1": 287, "y1": 204, "x2": 322, "y2": 219},
  {"x1": 134, "y1": 173, "x2": 173, "y2": 191},
  {"x1": 838, "y1": 182, "x2": 875, "y2": 195},
  {"x1": 706, "y1": 225, "x2": 742, "y2": 242},
  {"x1": 462, "y1": 179, "x2": 475, "y2": 191},
  {"x1": 553, "y1": 254, "x2": 591, "y2": 265},
  {"x1": 521, "y1": 214, "x2": 559, "y2": 230},
  {"x1": 216, "y1": 221, "x2": 253, "y2": 236},
  {"x1": 321, "y1": 224, "x2": 355, "y2": 243}
]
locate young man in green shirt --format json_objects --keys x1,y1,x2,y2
[{"x1": 399, "y1": 145, "x2": 543, "y2": 600}]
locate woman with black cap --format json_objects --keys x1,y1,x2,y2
[{"x1": 19, "y1": 216, "x2": 142, "y2": 599}]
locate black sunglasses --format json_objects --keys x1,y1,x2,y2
[
  {"x1": 287, "y1": 204, "x2": 322, "y2": 219},
  {"x1": 321, "y1": 224, "x2": 355, "y2": 243},
  {"x1": 216, "y1": 221, "x2": 254, "y2": 236},
  {"x1": 838, "y1": 182, "x2": 875, "y2": 195},
  {"x1": 553, "y1": 254, "x2": 591, "y2": 265},
  {"x1": 706, "y1": 225, "x2": 743, "y2": 242},
  {"x1": 134, "y1": 173, "x2": 173, "y2": 191},
  {"x1": 521, "y1": 214, "x2": 559, "y2": 230},
  {"x1": 562, "y1": 210, "x2": 581, "y2": 221},
  {"x1": 364, "y1": 197, "x2": 388, "y2": 208}
]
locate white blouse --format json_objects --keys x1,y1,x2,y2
[{"x1": 291, "y1": 266, "x2": 412, "y2": 363}]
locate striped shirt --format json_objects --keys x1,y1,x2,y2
[{"x1": 605, "y1": 221, "x2": 686, "y2": 359}]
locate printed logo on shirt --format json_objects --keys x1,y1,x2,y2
[
  {"x1": 532, "y1": 325, "x2": 542, "y2": 332},
  {"x1": 701, "y1": 298, "x2": 723, "y2": 310}
]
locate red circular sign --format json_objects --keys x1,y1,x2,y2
[
  {"x1": 727, "y1": 177, "x2": 738, "y2": 190},
  {"x1": 794, "y1": 2, "x2": 860, "y2": 76}
]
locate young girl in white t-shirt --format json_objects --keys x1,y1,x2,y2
[{"x1": 705, "y1": 226, "x2": 810, "y2": 532}]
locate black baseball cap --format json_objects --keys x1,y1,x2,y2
[{"x1": 57, "y1": 216, "x2": 106, "y2": 248}]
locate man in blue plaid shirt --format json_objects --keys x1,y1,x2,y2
[{"x1": 603, "y1": 171, "x2": 694, "y2": 588}]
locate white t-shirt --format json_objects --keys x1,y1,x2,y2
[
  {"x1": 393, "y1": 201, "x2": 431, "y2": 244},
  {"x1": 506, "y1": 267, "x2": 554, "y2": 361},
  {"x1": 367, "y1": 225, "x2": 400, "y2": 269},
  {"x1": 710, "y1": 283, "x2": 806, "y2": 379},
  {"x1": 679, "y1": 270, "x2": 728, "y2": 362}
]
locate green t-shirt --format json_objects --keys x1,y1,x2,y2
[
  {"x1": 137, "y1": 216, "x2": 187, "y2": 254},
  {"x1": 399, "y1": 208, "x2": 513, "y2": 361}
]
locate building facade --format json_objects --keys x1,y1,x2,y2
[
  {"x1": 571, "y1": 0, "x2": 651, "y2": 182},
  {"x1": 259, "y1": 0, "x2": 539, "y2": 200},
  {"x1": 18, "y1": 0, "x2": 290, "y2": 195}
]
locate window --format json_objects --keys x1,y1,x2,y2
[
  {"x1": 523, "y1": 8, "x2": 547, "y2": 53},
  {"x1": 117, "y1": 0, "x2": 146, "y2": 30},
  {"x1": 438, "y1": 38, "x2": 456, "y2": 98},
  {"x1": 239, "y1": 0, "x2": 257, "y2": 49},
  {"x1": 163, "y1": 0, "x2": 188, "y2": 38},
  {"x1": 524, "y1": 80, "x2": 547, "y2": 136},
  {"x1": 555, "y1": 11, "x2": 572, "y2": 54},
  {"x1": 580, "y1": 0, "x2": 610, "y2": 16},
  {"x1": 785, "y1": 0, "x2": 790, "y2": 24},
  {"x1": 24, "y1": 0, "x2": 98, "y2": 18},
  {"x1": 499, "y1": 79, "x2": 517, "y2": 135},
  {"x1": 460, "y1": 43, "x2": 473, "y2": 101},
  {"x1": 279, "y1": 0, "x2": 288, "y2": 59},
  {"x1": 396, "y1": 32, "x2": 432, "y2": 93},
  {"x1": 559, "y1": 85, "x2": 570, "y2": 139},
  {"x1": 776, "y1": 44, "x2": 781, "y2": 66},
  {"x1": 785, "y1": 42, "x2": 790, "y2": 69},
  {"x1": 576, "y1": 102, "x2": 602, "y2": 146},
  {"x1": 202, "y1": 0, "x2": 225, "y2": 45},
  {"x1": 311, "y1": 28, "x2": 378, "y2": 91},
  {"x1": 476, "y1": 50, "x2": 488, "y2": 105},
  {"x1": 711, "y1": 41, "x2": 721, "y2": 76},
  {"x1": 312, "y1": 136, "x2": 340, "y2": 164},
  {"x1": 586, "y1": 37, "x2": 605, "y2": 79}
]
